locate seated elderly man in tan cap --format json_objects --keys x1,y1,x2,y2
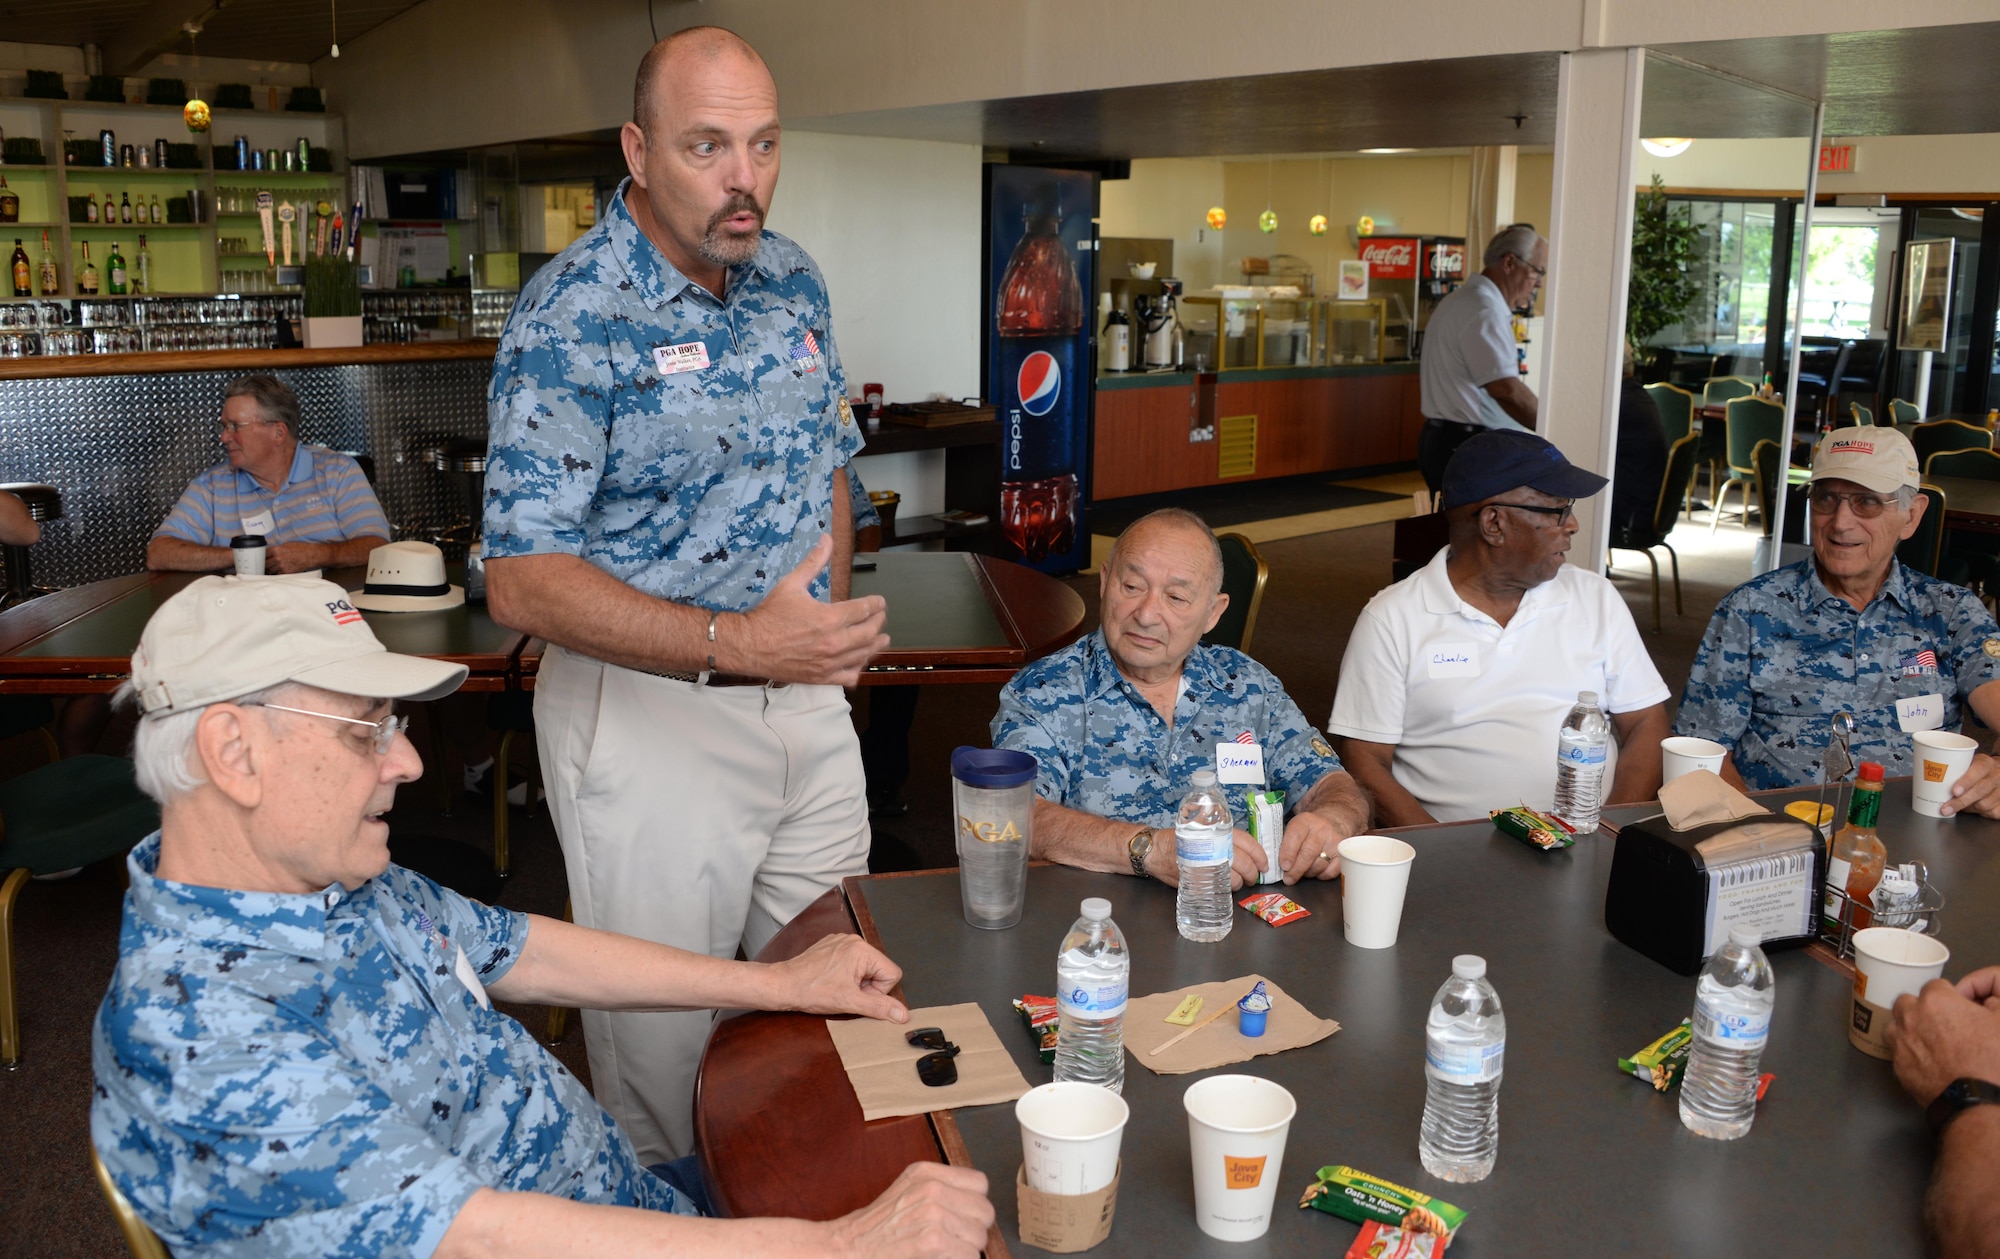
[
  {"x1": 92, "y1": 575, "x2": 993, "y2": 1258},
  {"x1": 1676, "y1": 425, "x2": 2000, "y2": 816}
]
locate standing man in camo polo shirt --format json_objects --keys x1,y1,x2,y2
[{"x1": 483, "y1": 26, "x2": 889, "y2": 1165}]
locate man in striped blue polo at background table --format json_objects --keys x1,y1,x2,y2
[{"x1": 147, "y1": 373, "x2": 390, "y2": 573}]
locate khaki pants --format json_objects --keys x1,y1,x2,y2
[{"x1": 534, "y1": 644, "x2": 871, "y2": 1163}]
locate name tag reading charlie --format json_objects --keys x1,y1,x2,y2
[
  {"x1": 1896, "y1": 693, "x2": 1945, "y2": 733},
  {"x1": 1217, "y1": 741, "x2": 1266, "y2": 785},
  {"x1": 1428, "y1": 643, "x2": 1479, "y2": 679},
  {"x1": 239, "y1": 508, "x2": 276, "y2": 537},
  {"x1": 652, "y1": 341, "x2": 711, "y2": 376}
]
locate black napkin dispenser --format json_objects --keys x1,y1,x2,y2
[{"x1": 1605, "y1": 810, "x2": 1825, "y2": 976}]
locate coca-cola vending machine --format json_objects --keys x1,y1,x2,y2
[
  {"x1": 985, "y1": 165, "x2": 1096, "y2": 573},
  {"x1": 1354, "y1": 235, "x2": 1464, "y2": 359}
]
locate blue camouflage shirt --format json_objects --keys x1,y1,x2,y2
[
  {"x1": 484, "y1": 178, "x2": 860, "y2": 610},
  {"x1": 991, "y1": 630, "x2": 1343, "y2": 825},
  {"x1": 1675, "y1": 559, "x2": 2000, "y2": 788},
  {"x1": 92, "y1": 836, "x2": 690, "y2": 1259}
]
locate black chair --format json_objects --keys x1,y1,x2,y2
[
  {"x1": 0, "y1": 482, "x2": 60, "y2": 610},
  {"x1": 1838, "y1": 339, "x2": 1886, "y2": 417},
  {"x1": 1911, "y1": 419, "x2": 1992, "y2": 472},
  {"x1": 1925, "y1": 449, "x2": 2000, "y2": 594},
  {"x1": 1203, "y1": 533, "x2": 1269, "y2": 652},
  {"x1": 1796, "y1": 340, "x2": 1853, "y2": 430},
  {"x1": 1610, "y1": 433, "x2": 1701, "y2": 632},
  {"x1": 1897, "y1": 485, "x2": 1947, "y2": 578}
]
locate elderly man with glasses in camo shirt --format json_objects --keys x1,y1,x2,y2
[{"x1": 1677, "y1": 425, "x2": 2000, "y2": 816}]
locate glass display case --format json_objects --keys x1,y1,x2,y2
[{"x1": 1316, "y1": 297, "x2": 1386, "y2": 365}]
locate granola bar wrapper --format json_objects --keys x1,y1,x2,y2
[
  {"x1": 1617, "y1": 1019, "x2": 1693, "y2": 1092},
  {"x1": 1346, "y1": 1219, "x2": 1447, "y2": 1259},
  {"x1": 1014, "y1": 995, "x2": 1059, "y2": 1064},
  {"x1": 1300, "y1": 1165, "x2": 1466, "y2": 1246},
  {"x1": 1489, "y1": 804, "x2": 1576, "y2": 852},
  {"x1": 1240, "y1": 891, "x2": 1311, "y2": 927},
  {"x1": 1245, "y1": 788, "x2": 1286, "y2": 885}
]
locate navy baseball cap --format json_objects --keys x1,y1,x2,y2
[{"x1": 1440, "y1": 430, "x2": 1609, "y2": 510}]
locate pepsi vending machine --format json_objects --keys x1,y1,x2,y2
[{"x1": 984, "y1": 165, "x2": 1096, "y2": 573}]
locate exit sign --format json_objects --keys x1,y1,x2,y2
[{"x1": 1819, "y1": 144, "x2": 1857, "y2": 173}]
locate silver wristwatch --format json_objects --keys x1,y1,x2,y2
[{"x1": 1128, "y1": 826, "x2": 1155, "y2": 878}]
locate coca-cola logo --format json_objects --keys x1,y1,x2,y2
[{"x1": 1359, "y1": 241, "x2": 1414, "y2": 267}]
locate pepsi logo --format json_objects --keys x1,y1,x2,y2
[{"x1": 1017, "y1": 351, "x2": 1061, "y2": 417}]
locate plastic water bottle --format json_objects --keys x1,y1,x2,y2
[
  {"x1": 1679, "y1": 928, "x2": 1776, "y2": 1140},
  {"x1": 1418, "y1": 955, "x2": 1505, "y2": 1182},
  {"x1": 1551, "y1": 690, "x2": 1610, "y2": 833},
  {"x1": 1175, "y1": 769, "x2": 1234, "y2": 943},
  {"x1": 1054, "y1": 897, "x2": 1129, "y2": 1093}
]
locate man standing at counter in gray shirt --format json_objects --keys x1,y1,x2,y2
[{"x1": 1416, "y1": 225, "x2": 1547, "y2": 494}]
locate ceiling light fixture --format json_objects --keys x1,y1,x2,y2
[
  {"x1": 182, "y1": 21, "x2": 211, "y2": 133},
  {"x1": 331, "y1": 0, "x2": 341, "y2": 57},
  {"x1": 1641, "y1": 137, "x2": 1693, "y2": 158},
  {"x1": 1361, "y1": 148, "x2": 1414, "y2": 155}
]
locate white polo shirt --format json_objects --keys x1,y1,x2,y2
[
  {"x1": 1418, "y1": 273, "x2": 1528, "y2": 432},
  {"x1": 1329, "y1": 548, "x2": 1670, "y2": 823}
]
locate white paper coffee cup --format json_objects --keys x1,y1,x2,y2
[
  {"x1": 1661, "y1": 735, "x2": 1727, "y2": 782},
  {"x1": 1911, "y1": 731, "x2": 1978, "y2": 817},
  {"x1": 1017, "y1": 1082, "x2": 1128, "y2": 1196},
  {"x1": 1338, "y1": 834, "x2": 1416, "y2": 949},
  {"x1": 231, "y1": 534, "x2": 267, "y2": 577},
  {"x1": 1183, "y1": 1074, "x2": 1296, "y2": 1242},
  {"x1": 1849, "y1": 927, "x2": 1950, "y2": 1058}
]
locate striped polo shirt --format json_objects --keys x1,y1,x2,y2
[{"x1": 154, "y1": 443, "x2": 389, "y2": 549}]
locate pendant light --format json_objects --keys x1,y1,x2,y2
[
  {"x1": 1259, "y1": 157, "x2": 1278, "y2": 233},
  {"x1": 330, "y1": 0, "x2": 341, "y2": 57},
  {"x1": 181, "y1": 22, "x2": 211, "y2": 133},
  {"x1": 1308, "y1": 155, "x2": 1330, "y2": 236}
]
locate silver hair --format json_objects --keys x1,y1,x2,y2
[
  {"x1": 1107, "y1": 507, "x2": 1226, "y2": 596},
  {"x1": 1483, "y1": 224, "x2": 1545, "y2": 271},
  {"x1": 116, "y1": 680, "x2": 298, "y2": 806},
  {"x1": 224, "y1": 373, "x2": 302, "y2": 437},
  {"x1": 1895, "y1": 485, "x2": 1919, "y2": 512}
]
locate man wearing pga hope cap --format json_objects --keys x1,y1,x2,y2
[
  {"x1": 92, "y1": 575, "x2": 992, "y2": 1258},
  {"x1": 1331, "y1": 430, "x2": 1671, "y2": 825},
  {"x1": 1678, "y1": 425, "x2": 2000, "y2": 814}
]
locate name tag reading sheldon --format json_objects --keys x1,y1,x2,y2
[
  {"x1": 1896, "y1": 693, "x2": 1945, "y2": 733},
  {"x1": 1428, "y1": 643, "x2": 1479, "y2": 679},
  {"x1": 1217, "y1": 741, "x2": 1266, "y2": 785},
  {"x1": 652, "y1": 341, "x2": 711, "y2": 376},
  {"x1": 453, "y1": 945, "x2": 492, "y2": 1011}
]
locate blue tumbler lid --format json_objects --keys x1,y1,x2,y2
[{"x1": 951, "y1": 746, "x2": 1037, "y2": 789}]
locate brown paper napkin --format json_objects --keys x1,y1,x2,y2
[
  {"x1": 825, "y1": 1002, "x2": 1031, "y2": 1121},
  {"x1": 1122, "y1": 974, "x2": 1338, "y2": 1075},
  {"x1": 1659, "y1": 769, "x2": 1765, "y2": 830}
]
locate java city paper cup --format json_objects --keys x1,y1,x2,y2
[
  {"x1": 1017, "y1": 1081, "x2": 1129, "y2": 1196},
  {"x1": 1848, "y1": 926, "x2": 1950, "y2": 1059},
  {"x1": 1660, "y1": 735, "x2": 1727, "y2": 782},
  {"x1": 1183, "y1": 1074, "x2": 1296, "y2": 1242},
  {"x1": 1338, "y1": 834, "x2": 1417, "y2": 949},
  {"x1": 1911, "y1": 730, "x2": 1979, "y2": 818}
]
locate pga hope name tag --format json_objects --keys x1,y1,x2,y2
[
  {"x1": 452, "y1": 945, "x2": 492, "y2": 1011},
  {"x1": 1217, "y1": 741, "x2": 1266, "y2": 785},
  {"x1": 652, "y1": 341, "x2": 711, "y2": 376},
  {"x1": 1896, "y1": 693, "x2": 1945, "y2": 733}
]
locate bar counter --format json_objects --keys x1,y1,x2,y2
[{"x1": 0, "y1": 340, "x2": 499, "y2": 381}]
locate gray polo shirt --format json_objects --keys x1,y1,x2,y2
[{"x1": 1419, "y1": 273, "x2": 1528, "y2": 432}]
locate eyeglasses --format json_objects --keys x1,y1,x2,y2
[
  {"x1": 1510, "y1": 253, "x2": 1547, "y2": 280},
  {"x1": 218, "y1": 418, "x2": 281, "y2": 436},
  {"x1": 1808, "y1": 488, "x2": 1899, "y2": 518},
  {"x1": 241, "y1": 702, "x2": 409, "y2": 755},
  {"x1": 1495, "y1": 499, "x2": 1575, "y2": 526},
  {"x1": 906, "y1": 1027, "x2": 961, "y2": 1087}
]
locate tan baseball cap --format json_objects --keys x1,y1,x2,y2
[
  {"x1": 1811, "y1": 426, "x2": 1920, "y2": 494},
  {"x1": 130, "y1": 574, "x2": 468, "y2": 716}
]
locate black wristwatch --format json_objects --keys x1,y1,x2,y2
[
  {"x1": 1127, "y1": 827, "x2": 1155, "y2": 878},
  {"x1": 1927, "y1": 1078, "x2": 2000, "y2": 1134}
]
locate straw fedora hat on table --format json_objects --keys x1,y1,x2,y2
[{"x1": 348, "y1": 541, "x2": 465, "y2": 612}]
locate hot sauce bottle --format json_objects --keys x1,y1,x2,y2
[{"x1": 1825, "y1": 761, "x2": 1887, "y2": 934}]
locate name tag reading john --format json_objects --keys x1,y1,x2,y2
[
  {"x1": 1896, "y1": 693, "x2": 1945, "y2": 733},
  {"x1": 652, "y1": 341, "x2": 711, "y2": 376},
  {"x1": 1217, "y1": 741, "x2": 1266, "y2": 785},
  {"x1": 1428, "y1": 644, "x2": 1479, "y2": 679}
]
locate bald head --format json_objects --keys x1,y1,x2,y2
[
  {"x1": 634, "y1": 26, "x2": 771, "y2": 133},
  {"x1": 1108, "y1": 509, "x2": 1225, "y2": 597}
]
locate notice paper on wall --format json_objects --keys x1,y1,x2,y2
[
  {"x1": 374, "y1": 227, "x2": 452, "y2": 284},
  {"x1": 1703, "y1": 849, "x2": 1815, "y2": 958}
]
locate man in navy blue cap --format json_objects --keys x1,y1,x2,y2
[{"x1": 1330, "y1": 431, "x2": 1671, "y2": 824}]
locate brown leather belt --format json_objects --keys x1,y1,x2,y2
[{"x1": 648, "y1": 669, "x2": 786, "y2": 688}]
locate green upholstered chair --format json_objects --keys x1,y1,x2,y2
[
  {"x1": 1897, "y1": 485, "x2": 1947, "y2": 578},
  {"x1": 1849, "y1": 401, "x2": 1874, "y2": 426},
  {"x1": 1911, "y1": 419, "x2": 1993, "y2": 473},
  {"x1": 0, "y1": 754, "x2": 159, "y2": 1066},
  {"x1": 1203, "y1": 532, "x2": 1270, "y2": 652},
  {"x1": 1610, "y1": 433, "x2": 1701, "y2": 633},
  {"x1": 485, "y1": 690, "x2": 542, "y2": 880},
  {"x1": 1889, "y1": 397, "x2": 1923, "y2": 426},
  {"x1": 1712, "y1": 396, "x2": 1805, "y2": 535},
  {"x1": 1924, "y1": 448, "x2": 2000, "y2": 594},
  {"x1": 1703, "y1": 376, "x2": 1758, "y2": 407},
  {"x1": 1645, "y1": 383, "x2": 1696, "y2": 447},
  {"x1": 92, "y1": 1146, "x2": 172, "y2": 1259}
]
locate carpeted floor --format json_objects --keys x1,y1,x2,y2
[{"x1": 0, "y1": 495, "x2": 1762, "y2": 1257}]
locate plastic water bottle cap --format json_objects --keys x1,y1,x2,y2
[
  {"x1": 1728, "y1": 927, "x2": 1762, "y2": 949},
  {"x1": 1451, "y1": 954, "x2": 1487, "y2": 980},
  {"x1": 1191, "y1": 768, "x2": 1218, "y2": 787},
  {"x1": 1576, "y1": 690, "x2": 1599, "y2": 705},
  {"x1": 1080, "y1": 897, "x2": 1112, "y2": 921}
]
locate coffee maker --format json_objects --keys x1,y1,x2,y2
[{"x1": 1137, "y1": 278, "x2": 1183, "y2": 369}]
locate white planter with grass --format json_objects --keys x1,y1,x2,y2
[
  {"x1": 303, "y1": 255, "x2": 363, "y2": 349},
  {"x1": 302, "y1": 315, "x2": 364, "y2": 348}
]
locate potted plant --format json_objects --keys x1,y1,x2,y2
[
  {"x1": 303, "y1": 255, "x2": 363, "y2": 348},
  {"x1": 1626, "y1": 174, "x2": 1704, "y2": 369}
]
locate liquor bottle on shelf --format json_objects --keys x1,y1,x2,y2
[
  {"x1": 0, "y1": 177, "x2": 17, "y2": 225},
  {"x1": 86, "y1": 194, "x2": 100, "y2": 224},
  {"x1": 101, "y1": 191, "x2": 116, "y2": 224},
  {"x1": 106, "y1": 240, "x2": 128, "y2": 295},
  {"x1": 36, "y1": 231, "x2": 57, "y2": 295},
  {"x1": 121, "y1": 192, "x2": 134, "y2": 224},
  {"x1": 133, "y1": 235, "x2": 151, "y2": 295},
  {"x1": 150, "y1": 194, "x2": 164, "y2": 224},
  {"x1": 10, "y1": 239, "x2": 29, "y2": 297},
  {"x1": 78, "y1": 242, "x2": 100, "y2": 295}
]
